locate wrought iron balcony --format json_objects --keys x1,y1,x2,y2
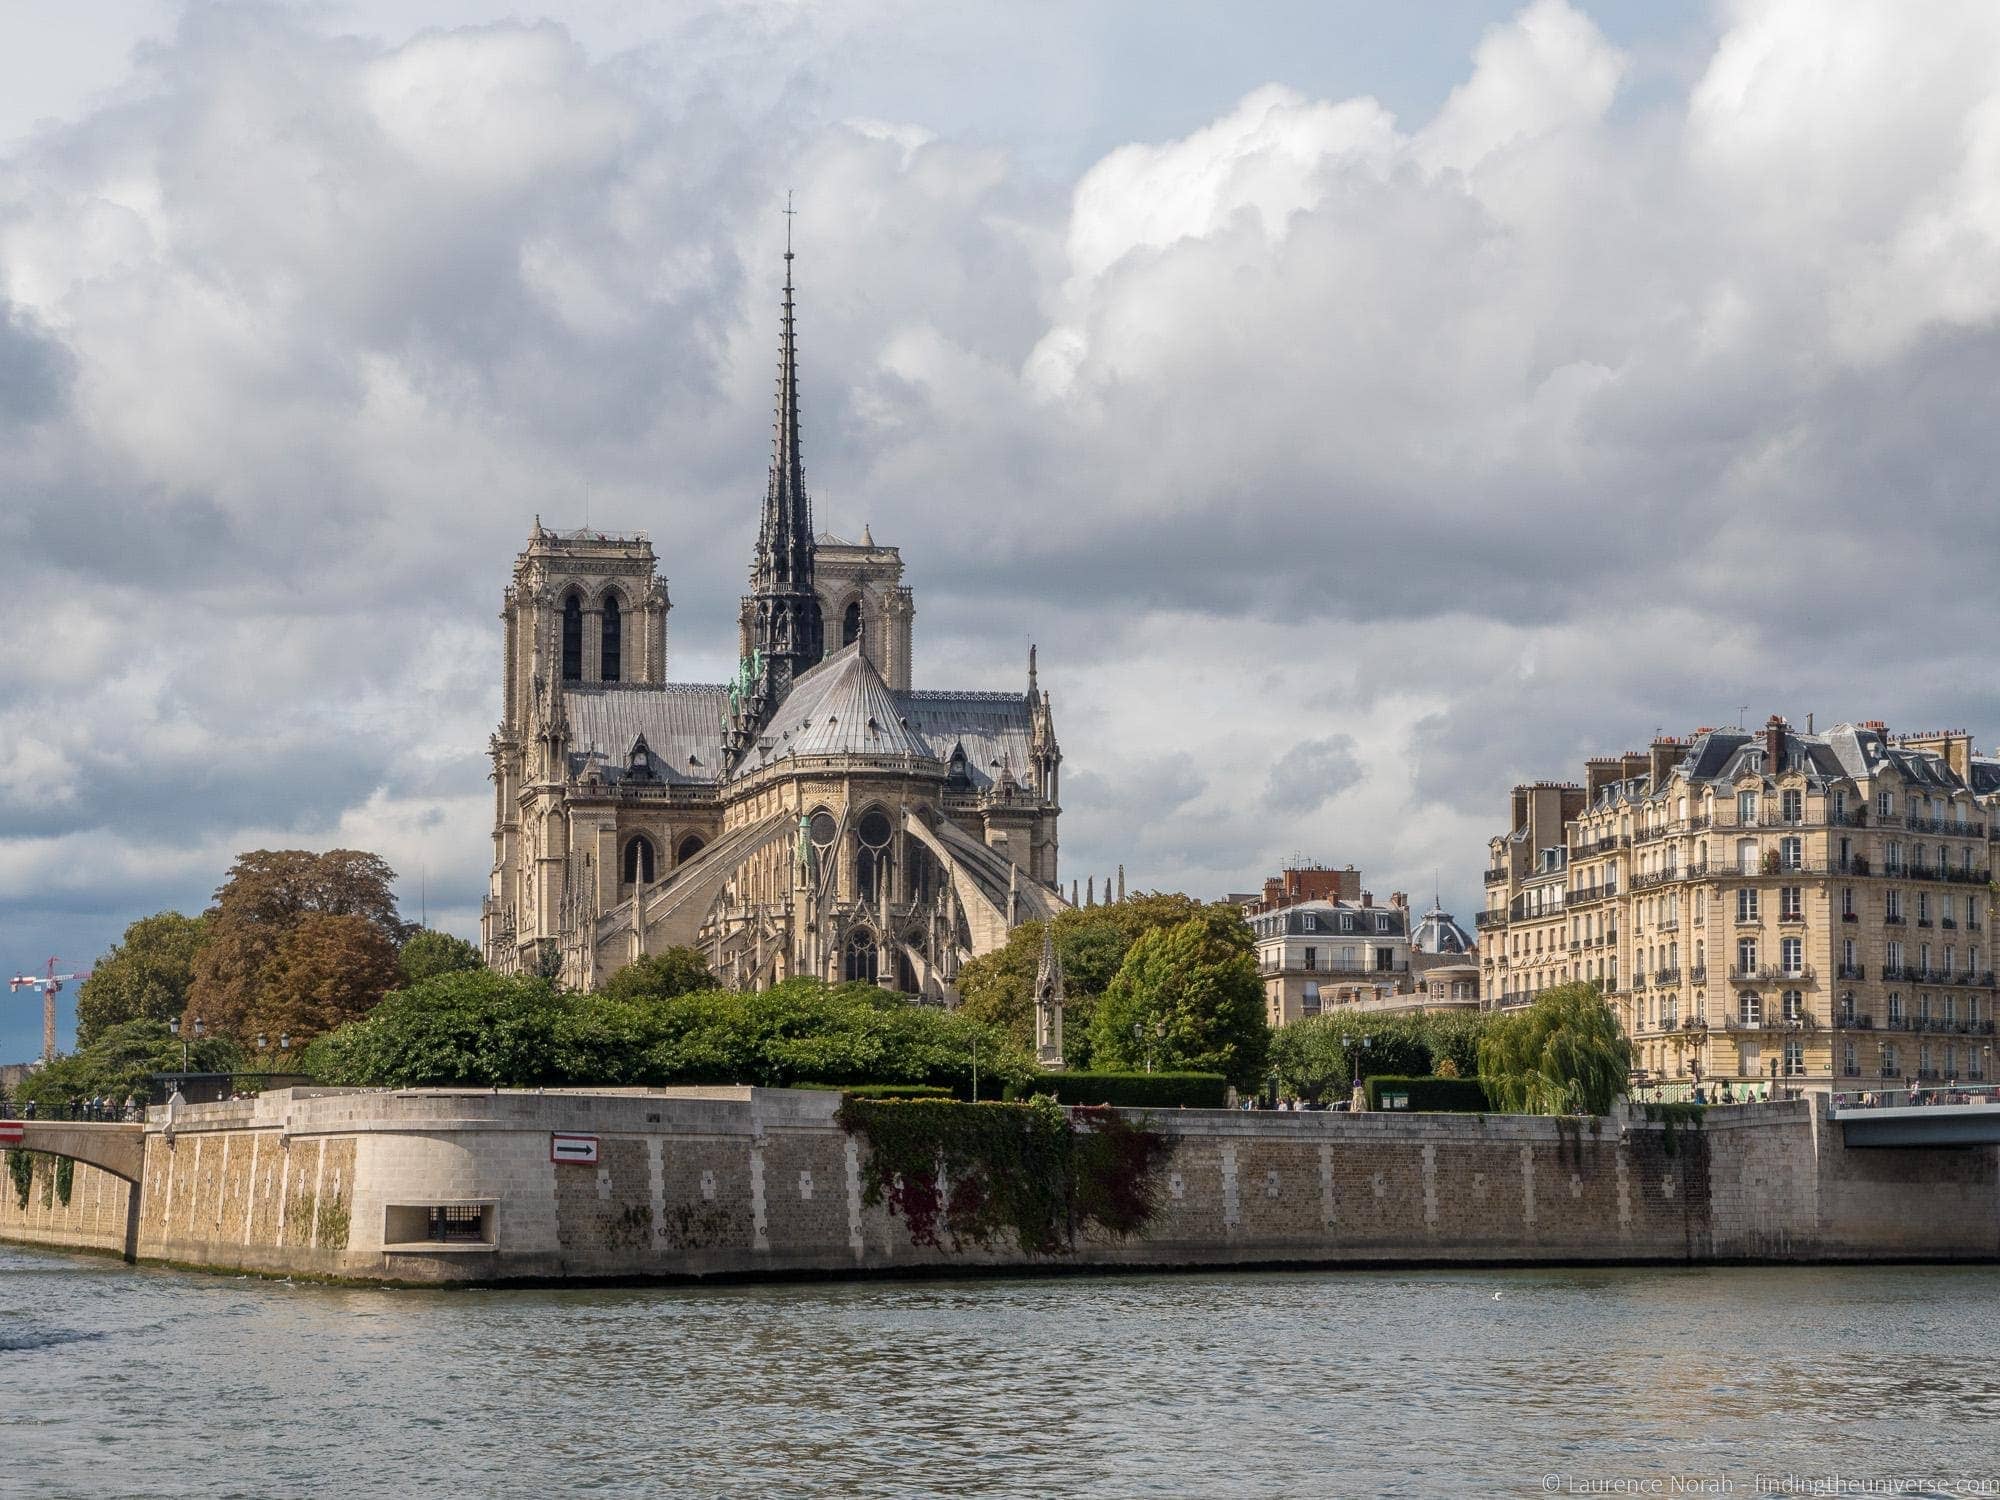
[{"x1": 1728, "y1": 965, "x2": 1815, "y2": 983}]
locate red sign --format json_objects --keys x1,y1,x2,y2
[
  {"x1": 550, "y1": 1133, "x2": 599, "y2": 1165},
  {"x1": 0, "y1": 1122, "x2": 23, "y2": 1145}
]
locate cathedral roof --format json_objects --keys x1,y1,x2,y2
[
  {"x1": 739, "y1": 642, "x2": 931, "y2": 773},
  {"x1": 897, "y1": 690, "x2": 1035, "y2": 793},
  {"x1": 563, "y1": 683, "x2": 730, "y2": 785}
]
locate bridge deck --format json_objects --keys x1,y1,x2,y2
[{"x1": 1831, "y1": 1103, "x2": 2000, "y2": 1148}]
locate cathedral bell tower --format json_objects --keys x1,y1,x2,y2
[{"x1": 732, "y1": 232, "x2": 824, "y2": 751}]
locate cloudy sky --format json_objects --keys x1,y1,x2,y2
[{"x1": 7, "y1": 0, "x2": 2000, "y2": 1058}]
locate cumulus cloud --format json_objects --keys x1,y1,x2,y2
[{"x1": 7, "y1": 0, "x2": 2000, "y2": 1055}]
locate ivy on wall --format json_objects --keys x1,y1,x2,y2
[
  {"x1": 836, "y1": 1097, "x2": 1173, "y2": 1254},
  {"x1": 6, "y1": 1150, "x2": 29, "y2": 1210}
]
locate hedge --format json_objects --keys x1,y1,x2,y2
[
  {"x1": 1364, "y1": 1075, "x2": 1492, "y2": 1113},
  {"x1": 1003, "y1": 1071, "x2": 1230, "y2": 1109},
  {"x1": 796, "y1": 1083, "x2": 955, "y2": 1101}
]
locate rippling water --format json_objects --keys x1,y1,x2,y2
[{"x1": 3, "y1": 1246, "x2": 1997, "y2": 1498}]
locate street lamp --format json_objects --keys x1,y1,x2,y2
[
  {"x1": 1342, "y1": 1033, "x2": 1373, "y2": 1098},
  {"x1": 169, "y1": 1015, "x2": 204, "y2": 1073}
]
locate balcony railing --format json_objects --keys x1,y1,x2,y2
[
  {"x1": 1728, "y1": 965, "x2": 1816, "y2": 983},
  {"x1": 1836, "y1": 963, "x2": 1866, "y2": 980},
  {"x1": 1484, "y1": 867, "x2": 1510, "y2": 886},
  {"x1": 1259, "y1": 959, "x2": 1410, "y2": 977}
]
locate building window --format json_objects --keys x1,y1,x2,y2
[
  {"x1": 1782, "y1": 988, "x2": 1803, "y2": 1021},
  {"x1": 1842, "y1": 1041, "x2": 1859, "y2": 1077},
  {"x1": 1303, "y1": 947, "x2": 1317, "y2": 971},
  {"x1": 601, "y1": 595, "x2": 622, "y2": 682},
  {"x1": 1878, "y1": 791, "x2": 1893, "y2": 817},
  {"x1": 1917, "y1": 892, "x2": 1931, "y2": 923},
  {"x1": 1739, "y1": 992, "x2": 1761, "y2": 1025},
  {"x1": 561, "y1": 593, "x2": 583, "y2": 681},
  {"x1": 1887, "y1": 992, "x2": 1904, "y2": 1024},
  {"x1": 1780, "y1": 837, "x2": 1802, "y2": 870},
  {"x1": 855, "y1": 809, "x2": 893, "y2": 903},
  {"x1": 1780, "y1": 886, "x2": 1802, "y2": 920},
  {"x1": 843, "y1": 929, "x2": 879, "y2": 984},
  {"x1": 1738, "y1": 791, "x2": 1759, "y2": 823},
  {"x1": 1780, "y1": 938, "x2": 1803, "y2": 976},
  {"x1": 1302, "y1": 981, "x2": 1321, "y2": 1017},
  {"x1": 1375, "y1": 947, "x2": 1394, "y2": 972},
  {"x1": 1737, "y1": 889, "x2": 1759, "y2": 922},
  {"x1": 1737, "y1": 938, "x2": 1758, "y2": 974},
  {"x1": 1886, "y1": 889, "x2": 1903, "y2": 920},
  {"x1": 1842, "y1": 885, "x2": 1854, "y2": 916},
  {"x1": 1781, "y1": 789, "x2": 1803, "y2": 821},
  {"x1": 623, "y1": 834, "x2": 656, "y2": 885},
  {"x1": 676, "y1": 834, "x2": 706, "y2": 865},
  {"x1": 1783, "y1": 1039, "x2": 1804, "y2": 1076},
  {"x1": 1881, "y1": 1042, "x2": 1899, "y2": 1077}
]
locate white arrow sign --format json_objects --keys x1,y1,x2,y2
[{"x1": 550, "y1": 1133, "x2": 599, "y2": 1165}]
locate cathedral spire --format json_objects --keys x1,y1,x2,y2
[{"x1": 737, "y1": 196, "x2": 824, "y2": 736}]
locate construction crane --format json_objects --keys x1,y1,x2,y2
[{"x1": 8, "y1": 958, "x2": 91, "y2": 1065}]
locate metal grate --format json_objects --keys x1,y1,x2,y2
[{"x1": 428, "y1": 1206, "x2": 485, "y2": 1243}]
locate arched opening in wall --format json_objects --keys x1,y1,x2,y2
[
  {"x1": 844, "y1": 929, "x2": 879, "y2": 984},
  {"x1": 623, "y1": 834, "x2": 656, "y2": 885},
  {"x1": 896, "y1": 944, "x2": 917, "y2": 994},
  {"x1": 675, "y1": 834, "x2": 706, "y2": 865},
  {"x1": 907, "y1": 842, "x2": 934, "y2": 906},
  {"x1": 601, "y1": 594, "x2": 622, "y2": 682},
  {"x1": 842, "y1": 599, "x2": 862, "y2": 648},
  {"x1": 561, "y1": 593, "x2": 583, "y2": 681},
  {"x1": 855, "y1": 808, "x2": 893, "y2": 903}
]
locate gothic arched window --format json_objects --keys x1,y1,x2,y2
[
  {"x1": 844, "y1": 929, "x2": 879, "y2": 984},
  {"x1": 601, "y1": 595, "x2": 622, "y2": 682},
  {"x1": 855, "y1": 809, "x2": 892, "y2": 902},
  {"x1": 623, "y1": 834, "x2": 656, "y2": 885},
  {"x1": 842, "y1": 599, "x2": 862, "y2": 647},
  {"x1": 675, "y1": 834, "x2": 706, "y2": 865},
  {"x1": 561, "y1": 593, "x2": 583, "y2": 681}
]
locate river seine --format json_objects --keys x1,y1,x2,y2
[{"x1": 3, "y1": 1246, "x2": 1996, "y2": 1498}]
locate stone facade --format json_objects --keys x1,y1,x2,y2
[
  {"x1": 6, "y1": 1089, "x2": 1992, "y2": 1282},
  {"x1": 482, "y1": 259, "x2": 1065, "y2": 1000},
  {"x1": 1481, "y1": 718, "x2": 2000, "y2": 1096}
]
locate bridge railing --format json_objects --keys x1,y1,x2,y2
[
  {"x1": 0, "y1": 1097, "x2": 146, "y2": 1124},
  {"x1": 1830, "y1": 1084, "x2": 2000, "y2": 1112}
]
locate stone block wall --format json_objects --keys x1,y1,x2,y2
[
  {"x1": 6, "y1": 1089, "x2": 1996, "y2": 1283},
  {"x1": 0, "y1": 1155, "x2": 134, "y2": 1255}
]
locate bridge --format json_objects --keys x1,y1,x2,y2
[
  {"x1": 1830, "y1": 1094, "x2": 2000, "y2": 1148},
  {"x1": 3, "y1": 1120, "x2": 146, "y2": 1181}
]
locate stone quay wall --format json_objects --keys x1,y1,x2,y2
[
  {"x1": 0, "y1": 1154, "x2": 136, "y2": 1257},
  {"x1": 2, "y1": 1090, "x2": 1994, "y2": 1282}
]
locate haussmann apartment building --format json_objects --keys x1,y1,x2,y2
[{"x1": 1479, "y1": 717, "x2": 1999, "y2": 1095}]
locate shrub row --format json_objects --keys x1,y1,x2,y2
[
  {"x1": 796, "y1": 1083, "x2": 955, "y2": 1101},
  {"x1": 1003, "y1": 1070, "x2": 1230, "y2": 1109},
  {"x1": 1364, "y1": 1075, "x2": 1492, "y2": 1113}
]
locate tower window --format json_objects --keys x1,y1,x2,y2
[
  {"x1": 675, "y1": 834, "x2": 706, "y2": 865},
  {"x1": 842, "y1": 600, "x2": 861, "y2": 647},
  {"x1": 601, "y1": 595, "x2": 622, "y2": 682},
  {"x1": 623, "y1": 834, "x2": 656, "y2": 885},
  {"x1": 561, "y1": 593, "x2": 583, "y2": 681}
]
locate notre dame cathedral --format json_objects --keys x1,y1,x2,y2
[{"x1": 480, "y1": 248, "x2": 1067, "y2": 1000}]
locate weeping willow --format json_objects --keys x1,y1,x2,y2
[{"x1": 1478, "y1": 982, "x2": 1632, "y2": 1116}]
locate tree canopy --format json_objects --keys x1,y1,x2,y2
[
  {"x1": 301, "y1": 972, "x2": 1030, "y2": 1094},
  {"x1": 398, "y1": 929, "x2": 484, "y2": 984},
  {"x1": 74, "y1": 912, "x2": 208, "y2": 1045},
  {"x1": 1269, "y1": 1010, "x2": 1493, "y2": 1102},
  {"x1": 246, "y1": 914, "x2": 402, "y2": 1049},
  {"x1": 1477, "y1": 982, "x2": 1632, "y2": 1116},
  {"x1": 1089, "y1": 913, "x2": 1269, "y2": 1089},
  {"x1": 956, "y1": 893, "x2": 1237, "y2": 1069},
  {"x1": 188, "y1": 848, "x2": 407, "y2": 1042},
  {"x1": 11, "y1": 1019, "x2": 243, "y2": 1114},
  {"x1": 598, "y1": 946, "x2": 720, "y2": 1004}
]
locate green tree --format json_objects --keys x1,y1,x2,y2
[
  {"x1": 398, "y1": 929, "x2": 484, "y2": 985},
  {"x1": 1090, "y1": 916, "x2": 1269, "y2": 1089},
  {"x1": 956, "y1": 893, "x2": 1224, "y2": 1063},
  {"x1": 599, "y1": 947, "x2": 720, "y2": 1003},
  {"x1": 1268, "y1": 1010, "x2": 1492, "y2": 1102},
  {"x1": 15, "y1": 1019, "x2": 243, "y2": 1115},
  {"x1": 300, "y1": 972, "x2": 1031, "y2": 1095},
  {"x1": 1478, "y1": 982, "x2": 1632, "y2": 1116},
  {"x1": 74, "y1": 912, "x2": 208, "y2": 1044}
]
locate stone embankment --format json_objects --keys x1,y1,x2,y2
[{"x1": 2, "y1": 1089, "x2": 1993, "y2": 1282}]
